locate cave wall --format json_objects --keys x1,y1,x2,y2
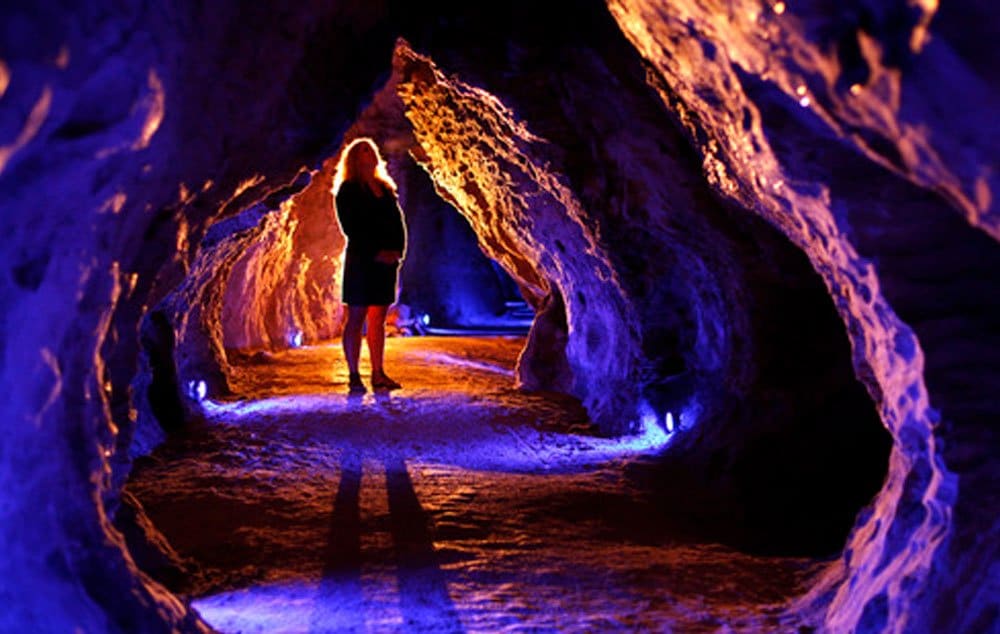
[
  {"x1": 396, "y1": 44, "x2": 641, "y2": 404},
  {"x1": 605, "y1": 1, "x2": 999, "y2": 631},
  {"x1": 391, "y1": 5, "x2": 892, "y2": 552},
  {"x1": 218, "y1": 170, "x2": 343, "y2": 353},
  {"x1": 0, "y1": 1, "x2": 997, "y2": 633},
  {"x1": 0, "y1": 1, "x2": 402, "y2": 630}
]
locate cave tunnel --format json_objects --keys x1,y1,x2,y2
[{"x1": 1, "y1": 2, "x2": 998, "y2": 633}]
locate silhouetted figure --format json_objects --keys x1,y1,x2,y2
[{"x1": 334, "y1": 138, "x2": 407, "y2": 393}]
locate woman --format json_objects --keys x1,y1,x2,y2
[{"x1": 333, "y1": 138, "x2": 406, "y2": 393}]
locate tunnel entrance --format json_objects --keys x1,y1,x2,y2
[
  {"x1": 124, "y1": 39, "x2": 892, "y2": 633},
  {"x1": 391, "y1": 146, "x2": 534, "y2": 337},
  {"x1": 211, "y1": 90, "x2": 535, "y2": 359}
]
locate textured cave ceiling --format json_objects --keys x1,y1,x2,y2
[{"x1": 0, "y1": 1, "x2": 997, "y2": 633}]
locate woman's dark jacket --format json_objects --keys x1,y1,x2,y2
[{"x1": 335, "y1": 180, "x2": 406, "y2": 306}]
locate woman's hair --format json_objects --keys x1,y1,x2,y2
[{"x1": 332, "y1": 137, "x2": 398, "y2": 194}]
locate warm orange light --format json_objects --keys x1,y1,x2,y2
[
  {"x1": 55, "y1": 45, "x2": 70, "y2": 70},
  {"x1": 0, "y1": 85, "x2": 51, "y2": 175},
  {"x1": 100, "y1": 191, "x2": 127, "y2": 214},
  {"x1": 132, "y1": 69, "x2": 164, "y2": 150},
  {"x1": 0, "y1": 60, "x2": 10, "y2": 98},
  {"x1": 773, "y1": 2, "x2": 786, "y2": 15}
]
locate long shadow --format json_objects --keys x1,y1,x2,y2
[
  {"x1": 385, "y1": 456, "x2": 464, "y2": 633},
  {"x1": 314, "y1": 453, "x2": 365, "y2": 632}
]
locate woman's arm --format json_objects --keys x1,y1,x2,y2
[{"x1": 383, "y1": 195, "x2": 407, "y2": 256}]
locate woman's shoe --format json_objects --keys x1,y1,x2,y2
[
  {"x1": 348, "y1": 372, "x2": 367, "y2": 394},
  {"x1": 371, "y1": 371, "x2": 401, "y2": 390}
]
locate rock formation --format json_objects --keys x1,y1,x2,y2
[{"x1": 0, "y1": 1, "x2": 996, "y2": 632}]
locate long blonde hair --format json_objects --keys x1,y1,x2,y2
[{"x1": 332, "y1": 137, "x2": 398, "y2": 195}]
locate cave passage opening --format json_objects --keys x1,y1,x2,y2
[
  {"x1": 3, "y1": 3, "x2": 991, "y2": 632},
  {"x1": 122, "y1": 40, "x2": 895, "y2": 633}
]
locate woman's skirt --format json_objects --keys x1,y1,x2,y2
[{"x1": 341, "y1": 253, "x2": 399, "y2": 306}]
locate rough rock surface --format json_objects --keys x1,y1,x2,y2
[
  {"x1": 0, "y1": 1, "x2": 997, "y2": 633},
  {"x1": 392, "y1": 37, "x2": 890, "y2": 556},
  {"x1": 0, "y1": 2, "x2": 400, "y2": 631},
  {"x1": 606, "y1": 1, "x2": 1000, "y2": 631}
]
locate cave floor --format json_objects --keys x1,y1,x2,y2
[{"x1": 127, "y1": 336, "x2": 824, "y2": 633}]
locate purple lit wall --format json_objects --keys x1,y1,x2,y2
[{"x1": 0, "y1": 1, "x2": 997, "y2": 633}]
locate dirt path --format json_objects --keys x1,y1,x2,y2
[{"x1": 127, "y1": 337, "x2": 823, "y2": 633}]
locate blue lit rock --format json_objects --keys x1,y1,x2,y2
[{"x1": 607, "y1": 1, "x2": 1000, "y2": 631}]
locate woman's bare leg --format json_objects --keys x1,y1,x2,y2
[
  {"x1": 343, "y1": 305, "x2": 367, "y2": 375},
  {"x1": 365, "y1": 305, "x2": 389, "y2": 375}
]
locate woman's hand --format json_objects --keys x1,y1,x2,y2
[{"x1": 375, "y1": 249, "x2": 402, "y2": 264}]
